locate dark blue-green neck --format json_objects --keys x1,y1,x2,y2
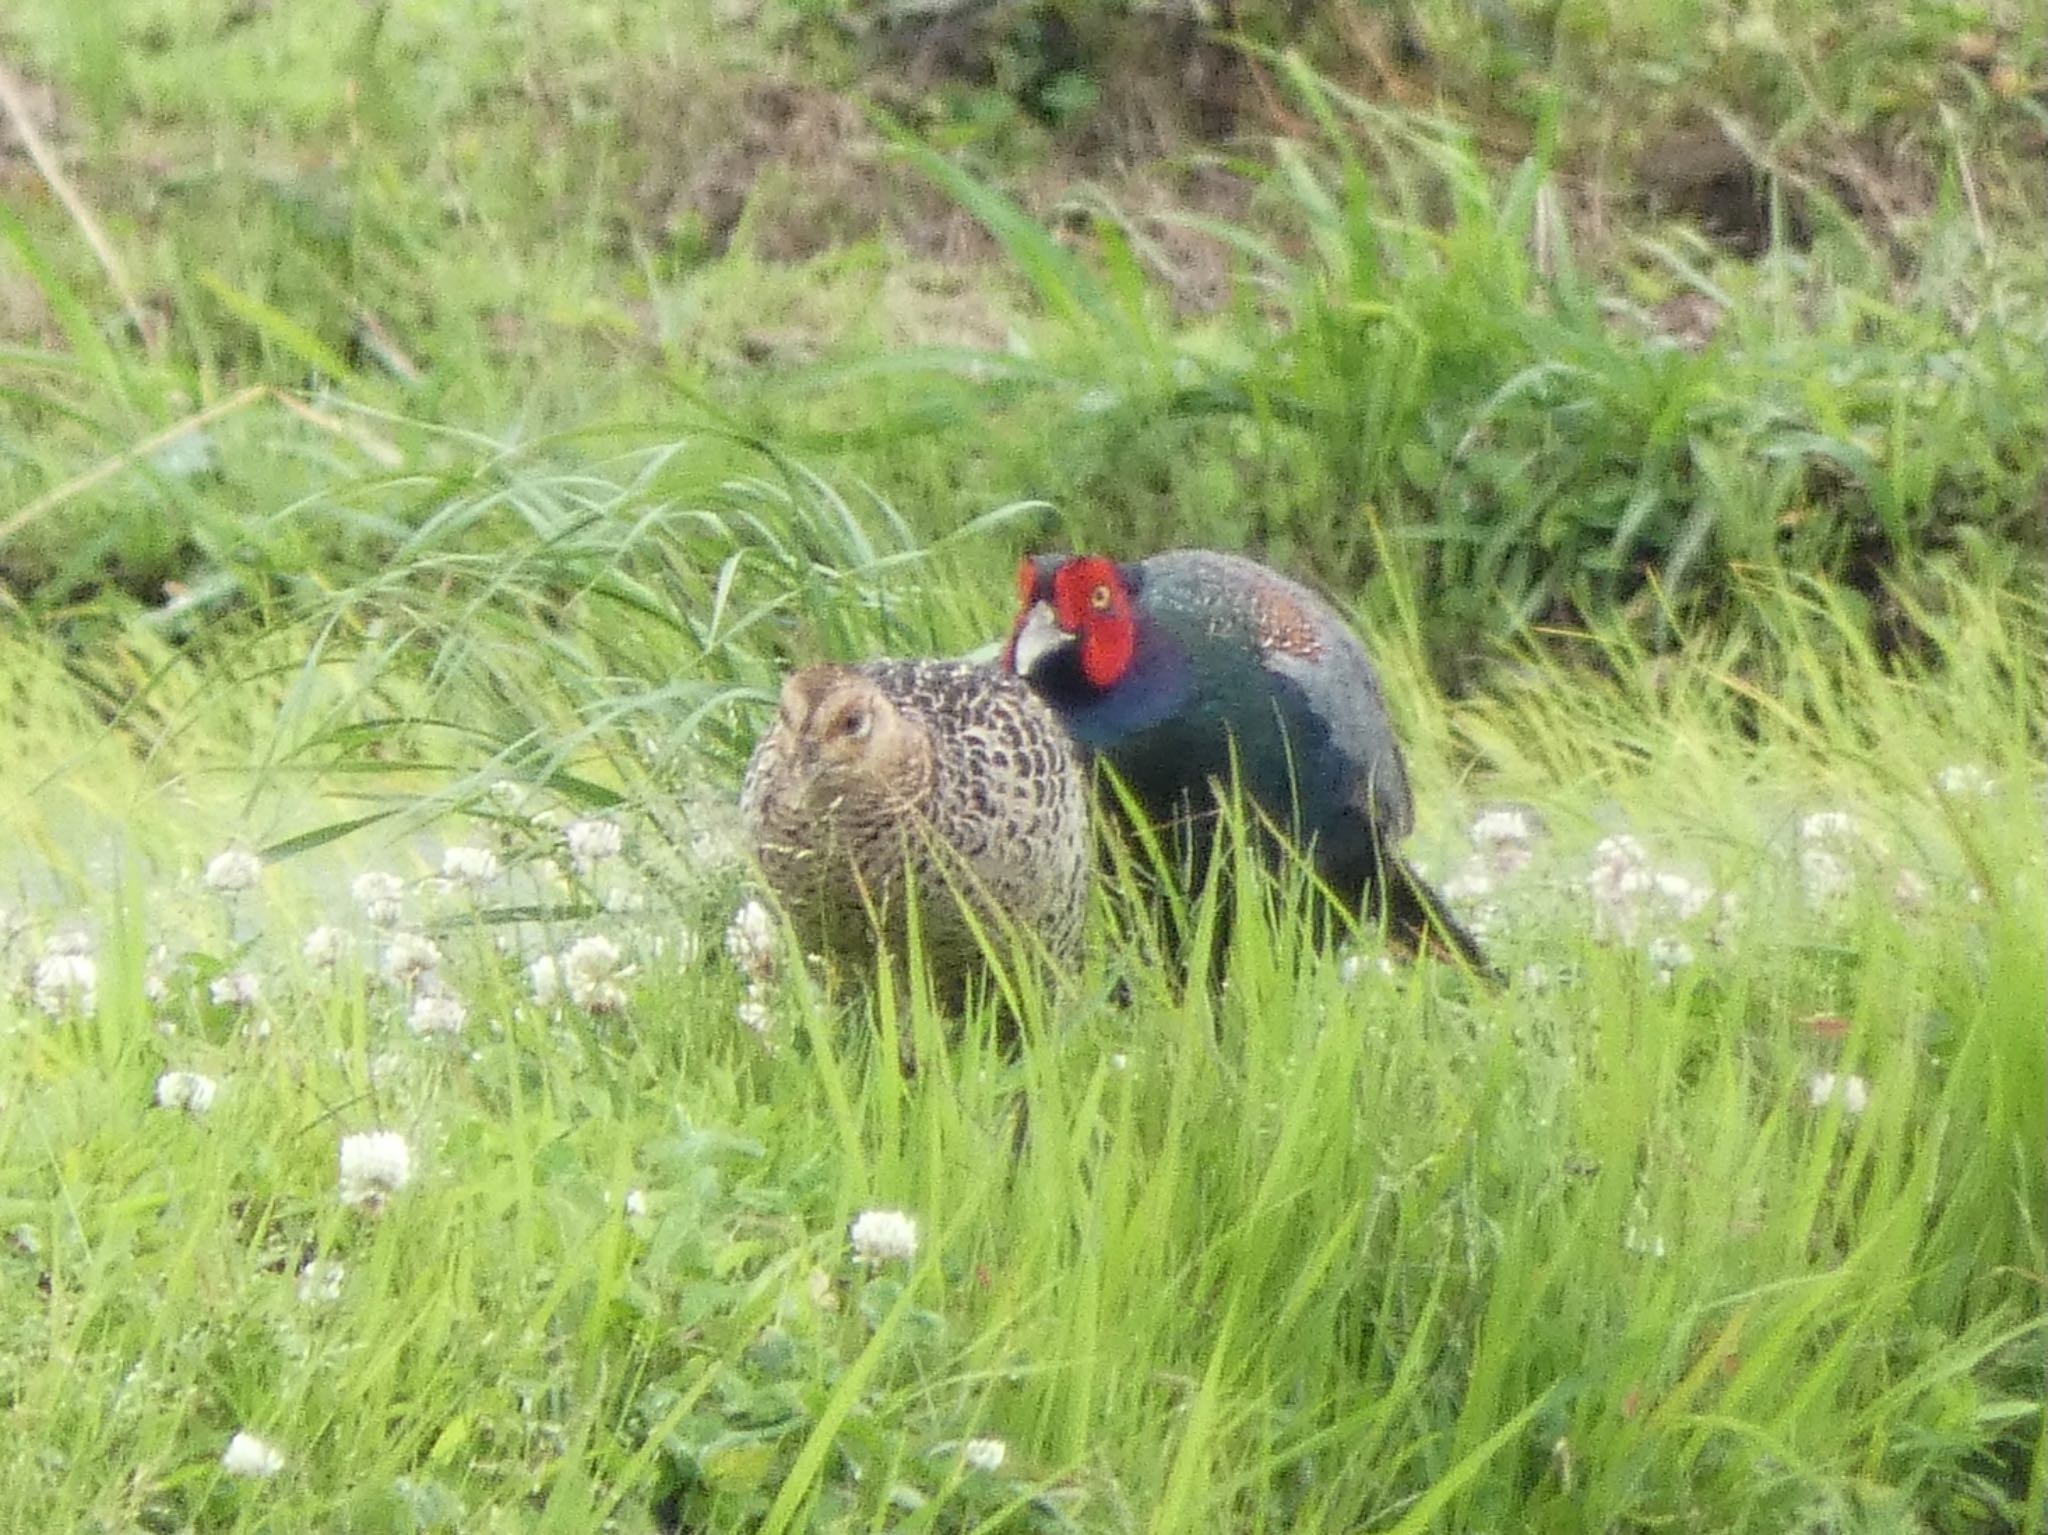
[{"x1": 1028, "y1": 614, "x2": 1194, "y2": 750}]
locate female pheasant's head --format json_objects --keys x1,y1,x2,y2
[
  {"x1": 772, "y1": 665, "x2": 926, "y2": 797},
  {"x1": 1003, "y1": 554, "x2": 1139, "y2": 692}
]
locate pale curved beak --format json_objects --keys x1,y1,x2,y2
[{"x1": 1008, "y1": 601, "x2": 1074, "y2": 679}]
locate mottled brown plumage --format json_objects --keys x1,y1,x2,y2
[{"x1": 739, "y1": 658, "x2": 1091, "y2": 1003}]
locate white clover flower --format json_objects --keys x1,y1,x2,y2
[
  {"x1": 1622, "y1": 1225, "x2": 1668, "y2": 1260},
  {"x1": 1470, "y1": 807, "x2": 1538, "y2": 876},
  {"x1": 736, "y1": 983, "x2": 775, "y2": 1038},
  {"x1": 1934, "y1": 763, "x2": 1996, "y2": 799},
  {"x1": 1799, "y1": 810, "x2": 1859, "y2": 846},
  {"x1": 1440, "y1": 861, "x2": 1496, "y2": 905},
  {"x1": 1646, "y1": 935, "x2": 1695, "y2": 984},
  {"x1": 204, "y1": 848, "x2": 263, "y2": 894},
  {"x1": 1807, "y1": 1072, "x2": 1870, "y2": 1115},
  {"x1": 1592, "y1": 833, "x2": 1648, "y2": 869},
  {"x1": 407, "y1": 992, "x2": 467, "y2": 1036},
  {"x1": 135, "y1": 945, "x2": 171, "y2": 1006},
  {"x1": 440, "y1": 845, "x2": 501, "y2": 889},
  {"x1": 381, "y1": 932, "x2": 442, "y2": 988},
  {"x1": 1650, "y1": 872, "x2": 1712, "y2": 922},
  {"x1": 486, "y1": 780, "x2": 528, "y2": 813},
  {"x1": 351, "y1": 871, "x2": 407, "y2": 925},
  {"x1": 725, "y1": 899, "x2": 779, "y2": 980},
  {"x1": 154, "y1": 1070, "x2": 219, "y2": 1114},
  {"x1": 220, "y1": 1430, "x2": 285, "y2": 1478},
  {"x1": 849, "y1": 1208, "x2": 919, "y2": 1265},
  {"x1": 624, "y1": 1189, "x2": 648, "y2": 1219},
  {"x1": 962, "y1": 1437, "x2": 1007, "y2": 1473},
  {"x1": 1800, "y1": 846, "x2": 1854, "y2": 906},
  {"x1": 297, "y1": 1259, "x2": 345, "y2": 1304},
  {"x1": 338, "y1": 1130, "x2": 413, "y2": 1208},
  {"x1": 562, "y1": 934, "x2": 630, "y2": 1013},
  {"x1": 565, "y1": 818, "x2": 624, "y2": 873},
  {"x1": 528, "y1": 953, "x2": 561, "y2": 1006},
  {"x1": 1587, "y1": 835, "x2": 1654, "y2": 942},
  {"x1": 44, "y1": 929, "x2": 93, "y2": 956},
  {"x1": 301, "y1": 926, "x2": 351, "y2": 968},
  {"x1": 209, "y1": 972, "x2": 261, "y2": 1010},
  {"x1": 573, "y1": 977, "x2": 628, "y2": 1015},
  {"x1": 31, "y1": 953, "x2": 97, "y2": 1016}
]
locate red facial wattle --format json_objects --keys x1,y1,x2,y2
[{"x1": 1050, "y1": 556, "x2": 1137, "y2": 690}]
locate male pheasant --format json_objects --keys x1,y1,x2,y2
[
  {"x1": 1003, "y1": 548, "x2": 1494, "y2": 979},
  {"x1": 740, "y1": 658, "x2": 1091, "y2": 1005}
]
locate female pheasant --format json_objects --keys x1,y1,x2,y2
[
  {"x1": 1003, "y1": 548, "x2": 1494, "y2": 979},
  {"x1": 740, "y1": 658, "x2": 1091, "y2": 1005}
]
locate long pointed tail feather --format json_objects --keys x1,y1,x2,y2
[{"x1": 1380, "y1": 854, "x2": 1502, "y2": 986}]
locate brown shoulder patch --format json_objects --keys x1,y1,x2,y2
[{"x1": 1249, "y1": 576, "x2": 1327, "y2": 661}]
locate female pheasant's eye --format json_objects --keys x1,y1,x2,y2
[
  {"x1": 837, "y1": 708, "x2": 869, "y2": 739},
  {"x1": 1090, "y1": 584, "x2": 1112, "y2": 611}
]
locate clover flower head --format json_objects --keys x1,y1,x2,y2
[
  {"x1": 1934, "y1": 763, "x2": 1995, "y2": 799},
  {"x1": 1800, "y1": 847, "x2": 1853, "y2": 906},
  {"x1": 209, "y1": 972, "x2": 261, "y2": 1010},
  {"x1": 204, "y1": 848, "x2": 263, "y2": 894},
  {"x1": 849, "y1": 1208, "x2": 918, "y2": 1266},
  {"x1": 302, "y1": 925, "x2": 351, "y2": 968},
  {"x1": 1440, "y1": 861, "x2": 1496, "y2": 905},
  {"x1": 407, "y1": 992, "x2": 467, "y2": 1036},
  {"x1": 1807, "y1": 1071, "x2": 1870, "y2": 1115},
  {"x1": 352, "y1": 871, "x2": 407, "y2": 925},
  {"x1": 1646, "y1": 935, "x2": 1695, "y2": 984},
  {"x1": 381, "y1": 932, "x2": 443, "y2": 988},
  {"x1": 297, "y1": 1259, "x2": 346, "y2": 1304},
  {"x1": 31, "y1": 952, "x2": 97, "y2": 1016},
  {"x1": 221, "y1": 1430, "x2": 285, "y2": 1478},
  {"x1": 562, "y1": 934, "x2": 630, "y2": 1013},
  {"x1": 1469, "y1": 807, "x2": 1539, "y2": 875},
  {"x1": 155, "y1": 1070, "x2": 219, "y2": 1114},
  {"x1": 962, "y1": 1437, "x2": 1007, "y2": 1473},
  {"x1": 440, "y1": 845, "x2": 501, "y2": 889},
  {"x1": 528, "y1": 953, "x2": 561, "y2": 1006},
  {"x1": 565, "y1": 818, "x2": 624, "y2": 873},
  {"x1": 1799, "y1": 810, "x2": 1859, "y2": 846},
  {"x1": 724, "y1": 899, "x2": 779, "y2": 980},
  {"x1": 338, "y1": 1130, "x2": 414, "y2": 1209}
]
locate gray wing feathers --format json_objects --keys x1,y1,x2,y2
[{"x1": 1146, "y1": 550, "x2": 1416, "y2": 841}]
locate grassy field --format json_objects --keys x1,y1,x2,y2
[{"x1": 1, "y1": 1, "x2": 2044, "y2": 1530}]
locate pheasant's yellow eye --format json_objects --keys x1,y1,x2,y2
[{"x1": 1090, "y1": 584, "x2": 1113, "y2": 611}]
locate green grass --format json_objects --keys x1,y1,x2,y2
[
  {"x1": 0, "y1": 0, "x2": 2044, "y2": 1528},
  {"x1": 0, "y1": 554, "x2": 2041, "y2": 1531},
  {"x1": 2, "y1": 0, "x2": 2042, "y2": 660}
]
